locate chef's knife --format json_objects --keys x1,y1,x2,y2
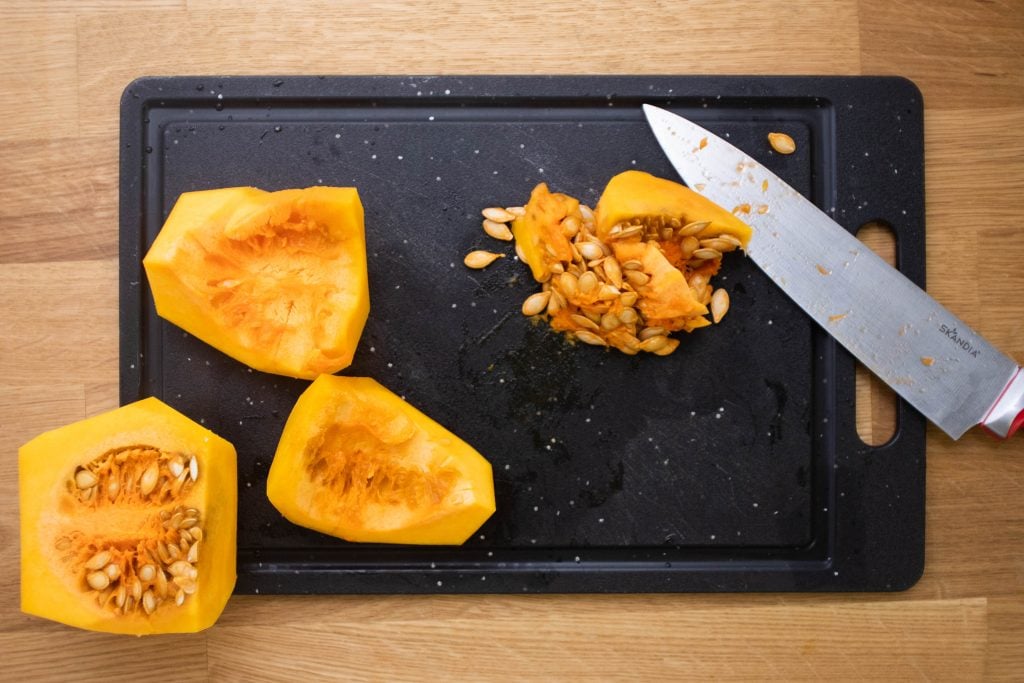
[{"x1": 643, "y1": 104, "x2": 1023, "y2": 440}]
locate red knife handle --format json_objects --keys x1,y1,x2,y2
[{"x1": 981, "y1": 367, "x2": 1024, "y2": 439}]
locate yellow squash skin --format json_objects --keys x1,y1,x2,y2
[
  {"x1": 267, "y1": 375, "x2": 496, "y2": 545},
  {"x1": 19, "y1": 397, "x2": 237, "y2": 635},
  {"x1": 594, "y1": 170, "x2": 753, "y2": 246},
  {"x1": 143, "y1": 186, "x2": 370, "y2": 379}
]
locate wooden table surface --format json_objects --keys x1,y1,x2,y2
[{"x1": 2, "y1": 1, "x2": 1022, "y2": 680}]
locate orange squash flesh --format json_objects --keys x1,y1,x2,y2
[
  {"x1": 511, "y1": 182, "x2": 579, "y2": 282},
  {"x1": 19, "y1": 398, "x2": 237, "y2": 634},
  {"x1": 610, "y1": 241, "x2": 708, "y2": 321},
  {"x1": 267, "y1": 375, "x2": 496, "y2": 545},
  {"x1": 143, "y1": 186, "x2": 370, "y2": 379}
]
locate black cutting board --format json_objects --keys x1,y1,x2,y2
[{"x1": 119, "y1": 76, "x2": 926, "y2": 593}]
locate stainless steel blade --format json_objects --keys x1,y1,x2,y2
[{"x1": 643, "y1": 104, "x2": 1019, "y2": 439}]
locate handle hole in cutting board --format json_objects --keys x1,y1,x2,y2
[{"x1": 854, "y1": 221, "x2": 899, "y2": 446}]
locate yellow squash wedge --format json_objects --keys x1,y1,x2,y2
[
  {"x1": 19, "y1": 397, "x2": 237, "y2": 634},
  {"x1": 143, "y1": 186, "x2": 370, "y2": 379},
  {"x1": 267, "y1": 375, "x2": 496, "y2": 545}
]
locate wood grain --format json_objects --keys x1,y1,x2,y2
[
  {"x1": 206, "y1": 597, "x2": 988, "y2": 681},
  {"x1": 859, "y1": 0, "x2": 1024, "y2": 109},
  {"x1": 0, "y1": 260, "x2": 118, "y2": 386},
  {"x1": 73, "y1": 0, "x2": 861, "y2": 137},
  {"x1": 0, "y1": 137, "x2": 118, "y2": 264},
  {"x1": 1, "y1": 0, "x2": 1022, "y2": 680}
]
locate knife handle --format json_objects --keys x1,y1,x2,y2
[{"x1": 981, "y1": 368, "x2": 1024, "y2": 439}]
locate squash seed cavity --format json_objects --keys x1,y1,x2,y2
[
  {"x1": 303, "y1": 419, "x2": 460, "y2": 528},
  {"x1": 60, "y1": 446, "x2": 204, "y2": 617}
]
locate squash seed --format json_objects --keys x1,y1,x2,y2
[
  {"x1": 187, "y1": 542, "x2": 199, "y2": 564},
  {"x1": 167, "y1": 561, "x2": 192, "y2": 578},
  {"x1": 699, "y1": 237, "x2": 739, "y2": 253},
  {"x1": 548, "y1": 290, "x2": 567, "y2": 314},
  {"x1": 74, "y1": 469, "x2": 98, "y2": 489},
  {"x1": 589, "y1": 236, "x2": 612, "y2": 257},
  {"x1": 716, "y1": 234, "x2": 743, "y2": 249},
  {"x1": 482, "y1": 207, "x2": 517, "y2": 223},
  {"x1": 577, "y1": 271, "x2": 598, "y2": 295},
  {"x1": 768, "y1": 132, "x2": 796, "y2": 155},
  {"x1": 578, "y1": 241, "x2": 604, "y2": 262},
  {"x1": 711, "y1": 288, "x2": 730, "y2": 323},
  {"x1": 621, "y1": 259, "x2": 643, "y2": 271},
  {"x1": 602, "y1": 256, "x2": 623, "y2": 288},
  {"x1": 607, "y1": 225, "x2": 644, "y2": 241},
  {"x1": 521, "y1": 291, "x2": 551, "y2": 316},
  {"x1": 169, "y1": 458, "x2": 184, "y2": 478},
  {"x1": 464, "y1": 250, "x2": 504, "y2": 269},
  {"x1": 142, "y1": 590, "x2": 156, "y2": 615},
  {"x1": 483, "y1": 219, "x2": 514, "y2": 241},
  {"x1": 104, "y1": 563, "x2": 121, "y2": 581},
  {"x1": 624, "y1": 270, "x2": 650, "y2": 287},
  {"x1": 579, "y1": 205, "x2": 595, "y2": 223},
  {"x1": 619, "y1": 291, "x2": 639, "y2": 307},
  {"x1": 570, "y1": 314, "x2": 601, "y2": 332},
  {"x1": 618, "y1": 307, "x2": 639, "y2": 325},
  {"x1": 506, "y1": 206, "x2": 526, "y2": 217},
  {"x1": 652, "y1": 338, "x2": 681, "y2": 356},
  {"x1": 157, "y1": 541, "x2": 173, "y2": 565},
  {"x1": 139, "y1": 564, "x2": 157, "y2": 582},
  {"x1": 175, "y1": 589, "x2": 185, "y2": 607},
  {"x1": 575, "y1": 330, "x2": 606, "y2": 346},
  {"x1": 600, "y1": 312, "x2": 621, "y2": 330},
  {"x1": 561, "y1": 216, "x2": 581, "y2": 238},
  {"x1": 85, "y1": 550, "x2": 112, "y2": 571},
  {"x1": 155, "y1": 568, "x2": 169, "y2": 599},
  {"x1": 639, "y1": 335, "x2": 669, "y2": 353},
  {"x1": 86, "y1": 571, "x2": 110, "y2": 591},
  {"x1": 679, "y1": 236, "x2": 700, "y2": 260},
  {"x1": 639, "y1": 326, "x2": 667, "y2": 341},
  {"x1": 678, "y1": 220, "x2": 711, "y2": 237},
  {"x1": 557, "y1": 272, "x2": 579, "y2": 298},
  {"x1": 139, "y1": 461, "x2": 159, "y2": 496},
  {"x1": 692, "y1": 247, "x2": 723, "y2": 260}
]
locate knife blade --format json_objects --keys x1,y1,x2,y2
[{"x1": 643, "y1": 104, "x2": 1023, "y2": 440}]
